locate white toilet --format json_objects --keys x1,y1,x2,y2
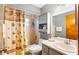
[
  {"x1": 28, "y1": 44, "x2": 42, "y2": 55},
  {"x1": 27, "y1": 39, "x2": 43, "y2": 55}
]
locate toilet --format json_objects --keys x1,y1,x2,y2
[{"x1": 28, "y1": 44, "x2": 42, "y2": 55}]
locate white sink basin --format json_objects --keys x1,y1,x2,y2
[
  {"x1": 53, "y1": 43, "x2": 77, "y2": 53},
  {"x1": 48, "y1": 37, "x2": 77, "y2": 53}
]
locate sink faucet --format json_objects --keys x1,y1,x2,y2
[
  {"x1": 48, "y1": 34, "x2": 51, "y2": 39},
  {"x1": 64, "y1": 39, "x2": 71, "y2": 45}
]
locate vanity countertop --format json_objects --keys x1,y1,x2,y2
[{"x1": 42, "y1": 37, "x2": 78, "y2": 55}]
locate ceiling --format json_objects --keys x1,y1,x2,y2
[{"x1": 32, "y1": 4, "x2": 46, "y2": 8}]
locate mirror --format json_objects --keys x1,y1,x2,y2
[{"x1": 53, "y1": 6, "x2": 78, "y2": 40}]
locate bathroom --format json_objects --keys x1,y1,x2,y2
[{"x1": 0, "y1": 4, "x2": 79, "y2": 55}]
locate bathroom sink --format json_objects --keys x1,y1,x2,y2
[{"x1": 53, "y1": 43, "x2": 77, "y2": 53}]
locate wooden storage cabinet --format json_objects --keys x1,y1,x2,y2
[{"x1": 42, "y1": 44, "x2": 63, "y2": 55}]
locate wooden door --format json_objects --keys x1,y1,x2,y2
[{"x1": 66, "y1": 12, "x2": 78, "y2": 40}]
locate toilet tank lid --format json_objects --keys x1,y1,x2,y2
[{"x1": 28, "y1": 44, "x2": 42, "y2": 52}]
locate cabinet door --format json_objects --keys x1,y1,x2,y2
[
  {"x1": 42, "y1": 44, "x2": 48, "y2": 53},
  {"x1": 39, "y1": 14, "x2": 47, "y2": 24},
  {"x1": 49, "y1": 48, "x2": 62, "y2": 55},
  {"x1": 42, "y1": 51, "x2": 48, "y2": 55}
]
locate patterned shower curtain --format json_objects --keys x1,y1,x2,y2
[
  {"x1": 28, "y1": 16, "x2": 39, "y2": 45},
  {"x1": 0, "y1": 5, "x2": 39, "y2": 55},
  {"x1": 3, "y1": 6, "x2": 26, "y2": 55}
]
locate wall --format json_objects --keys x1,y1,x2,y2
[
  {"x1": 7, "y1": 4, "x2": 41, "y2": 16},
  {"x1": 55, "y1": 13, "x2": 67, "y2": 38},
  {"x1": 41, "y1": 4, "x2": 57, "y2": 14},
  {"x1": 41, "y1": 4, "x2": 75, "y2": 15}
]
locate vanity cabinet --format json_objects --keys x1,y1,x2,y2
[{"x1": 42, "y1": 44, "x2": 63, "y2": 55}]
